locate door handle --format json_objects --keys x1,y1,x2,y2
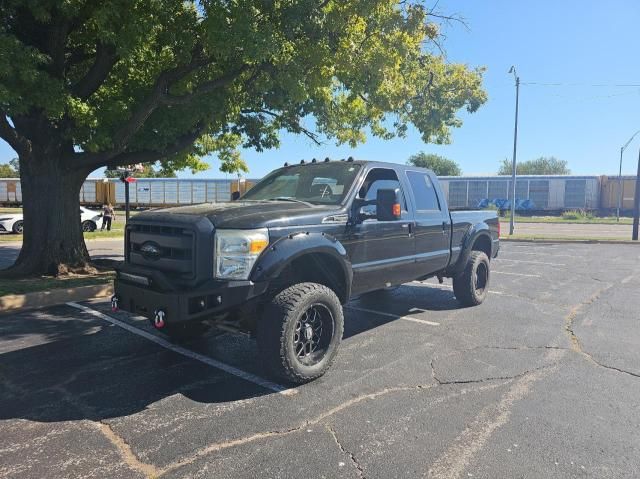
[{"x1": 442, "y1": 221, "x2": 448, "y2": 234}]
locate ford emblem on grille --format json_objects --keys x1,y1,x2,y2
[{"x1": 140, "y1": 241, "x2": 162, "y2": 260}]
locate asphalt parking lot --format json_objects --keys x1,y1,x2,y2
[{"x1": 1, "y1": 242, "x2": 639, "y2": 478}]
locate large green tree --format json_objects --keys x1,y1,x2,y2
[
  {"x1": 0, "y1": 0, "x2": 486, "y2": 277},
  {"x1": 498, "y1": 156, "x2": 570, "y2": 175},
  {"x1": 407, "y1": 152, "x2": 462, "y2": 176}
]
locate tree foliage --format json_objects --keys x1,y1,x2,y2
[
  {"x1": 0, "y1": 158, "x2": 19, "y2": 177},
  {"x1": 1, "y1": 0, "x2": 486, "y2": 172},
  {"x1": 498, "y1": 157, "x2": 570, "y2": 175},
  {"x1": 0, "y1": 0, "x2": 486, "y2": 276},
  {"x1": 104, "y1": 163, "x2": 177, "y2": 178},
  {"x1": 407, "y1": 152, "x2": 461, "y2": 176}
]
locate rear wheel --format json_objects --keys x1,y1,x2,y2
[
  {"x1": 257, "y1": 282, "x2": 344, "y2": 384},
  {"x1": 453, "y1": 251, "x2": 490, "y2": 307},
  {"x1": 12, "y1": 220, "x2": 23, "y2": 234}
]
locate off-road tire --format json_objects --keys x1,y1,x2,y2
[
  {"x1": 12, "y1": 220, "x2": 23, "y2": 234},
  {"x1": 453, "y1": 251, "x2": 490, "y2": 307},
  {"x1": 257, "y1": 282, "x2": 344, "y2": 384}
]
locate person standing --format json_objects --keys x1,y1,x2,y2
[{"x1": 101, "y1": 203, "x2": 115, "y2": 231}]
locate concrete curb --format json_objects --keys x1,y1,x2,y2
[
  {"x1": 501, "y1": 237, "x2": 639, "y2": 245},
  {"x1": 0, "y1": 283, "x2": 113, "y2": 315}
]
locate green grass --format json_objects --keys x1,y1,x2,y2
[
  {"x1": 0, "y1": 207, "x2": 22, "y2": 214},
  {"x1": 0, "y1": 272, "x2": 115, "y2": 296},
  {"x1": 503, "y1": 235, "x2": 636, "y2": 242},
  {"x1": 499, "y1": 215, "x2": 633, "y2": 225},
  {"x1": 0, "y1": 228, "x2": 124, "y2": 242}
]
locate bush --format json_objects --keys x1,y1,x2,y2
[{"x1": 561, "y1": 209, "x2": 594, "y2": 221}]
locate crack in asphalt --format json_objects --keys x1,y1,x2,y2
[
  {"x1": 51, "y1": 385, "x2": 161, "y2": 479},
  {"x1": 157, "y1": 381, "x2": 507, "y2": 477},
  {"x1": 453, "y1": 345, "x2": 568, "y2": 352},
  {"x1": 427, "y1": 354, "x2": 565, "y2": 479},
  {"x1": 429, "y1": 358, "x2": 560, "y2": 386},
  {"x1": 564, "y1": 278, "x2": 640, "y2": 379},
  {"x1": 326, "y1": 424, "x2": 366, "y2": 479}
]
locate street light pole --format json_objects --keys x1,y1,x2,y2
[
  {"x1": 617, "y1": 129, "x2": 640, "y2": 221},
  {"x1": 633, "y1": 147, "x2": 640, "y2": 240},
  {"x1": 508, "y1": 66, "x2": 520, "y2": 235}
]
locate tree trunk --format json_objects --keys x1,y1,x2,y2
[{"x1": 0, "y1": 147, "x2": 94, "y2": 278}]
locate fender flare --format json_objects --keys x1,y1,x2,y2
[
  {"x1": 449, "y1": 223, "x2": 493, "y2": 275},
  {"x1": 251, "y1": 232, "x2": 353, "y2": 302}
]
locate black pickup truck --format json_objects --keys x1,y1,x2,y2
[{"x1": 113, "y1": 159, "x2": 499, "y2": 383}]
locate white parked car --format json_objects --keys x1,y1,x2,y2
[
  {"x1": 0, "y1": 207, "x2": 103, "y2": 234},
  {"x1": 0, "y1": 213, "x2": 23, "y2": 234},
  {"x1": 80, "y1": 206, "x2": 104, "y2": 232}
]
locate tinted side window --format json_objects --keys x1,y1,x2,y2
[
  {"x1": 407, "y1": 171, "x2": 440, "y2": 211},
  {"x1": 358, "y1": 169, "x2": 408, "y2": 218}
]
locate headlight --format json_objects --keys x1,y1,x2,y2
[{"x1": 214, "y1": 228, "x2": 269, "y2": 280}]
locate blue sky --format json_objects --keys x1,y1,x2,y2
[{"x1": 1, "y1": 0, "x2": 639, "y2": 178}]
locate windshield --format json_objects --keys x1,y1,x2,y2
[{"x1": 241, "y1": 162, "x2": 362, "y2": 205}]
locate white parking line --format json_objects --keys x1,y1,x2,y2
[
  {"x1": 413, "y1": 282, "x2": 507, "y2": 296},
  {"x1": 499, "y1": 251, "x2": 580, "y2": 259},
  {"x1": 346, "y1": 305, "x2": 440, "y2": 326},
  {"x1": 497, "y1": 258, "x2": 566, "y2": 266},
  {"x1": 492, "y1": 271, "x2": 541, "y2": 278},
  {"x1": 66, "y1": 302, "x2": 296, "y2": 396}
]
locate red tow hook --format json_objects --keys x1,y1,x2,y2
[
  {"x1": 153, "y1": 309, "x2": 166, "y2": 329},
  {"x1": 110, "y1": 295, "x2": 119, "y2": 312}
]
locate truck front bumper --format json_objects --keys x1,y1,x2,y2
[{"x1": 113, "y1": 273, "x2": 269, "y2": 325}]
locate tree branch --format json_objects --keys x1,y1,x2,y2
[
  {"x1": 71, "y1": 42, "x2": 119, "y2": 99},
  {"x1": 81, "y1": 122, "x2": 207, "y2": 170},
  {"x1": 109, "y1": 59, "x2": 250, "y2": 155},
  {"x1": 240, "y1": 108, "x2": 322, "y2": 145},
  {"x1": 159, "y1": 64, "x2": 252, "y2": 106},
  {"x1": 0, "y1": 113, "x2": 30, "y2": 157}
]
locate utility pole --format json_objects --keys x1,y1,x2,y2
[
  {"x1": 508, "y1": 66, "x2": 520, "y2": 235},
  {"x1": 632, "y1": 147, "x2": 640, "y2": 240},
  {"x1": 617, "y1": 129, "x2": 640, "y2": 221}
]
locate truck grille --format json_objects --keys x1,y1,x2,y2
[{"x1": 127, "y1": 223, "x2": 196, "y2": 278}]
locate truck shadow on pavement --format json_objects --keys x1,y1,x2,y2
[
  {"x1": 0, "y1": 283, "x2": 463, "y2": 424},
  {"x1": 0, "y1": 305, "x2": 273, "y2": 424}
]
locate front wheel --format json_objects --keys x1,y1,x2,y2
[
  {"x1": 453, "y1": 251, "x2": 490, "y2": 307},
  {"x1": 257, "y1": 282, "x2": 344, "y2": 384}
]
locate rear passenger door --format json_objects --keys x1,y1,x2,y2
[{"x1": 405, "y1": 170, "x2": 451, "y2": 275}]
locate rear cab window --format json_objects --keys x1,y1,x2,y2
[{"x1": 406, "y1": 171, "x2": 442, "y2": 212}]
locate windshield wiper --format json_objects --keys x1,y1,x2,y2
[{"x1": 265, "y1": 197, "x2": 314, "y2": 207}]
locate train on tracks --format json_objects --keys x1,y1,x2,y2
[{"x1": 0, "y1": 174, "x2": 636, "y2": 213}]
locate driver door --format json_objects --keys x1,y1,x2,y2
[{"x1": 344, "y1": 168, "x2": 416, "y2": 295}]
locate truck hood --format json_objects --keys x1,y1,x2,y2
[{"x1": 135, "y1": 201, "x2": 343, "y2": 229}]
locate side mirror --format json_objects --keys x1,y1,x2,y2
[
  {"x1": 376, "y1": 189, "x2": 401, "y2": 221},
  {"x1": 231, "y1": 191, "x2": 241, "y2": 201}
]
